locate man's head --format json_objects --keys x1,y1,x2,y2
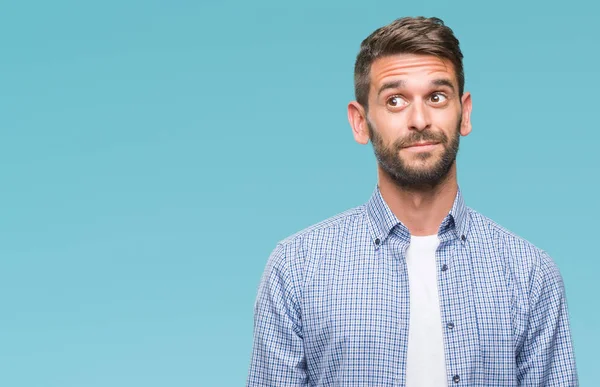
[{"x1": 348, "y1": 17, "x2": 472, "y2": 191}]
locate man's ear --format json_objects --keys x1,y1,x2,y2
[
  {"x1": 348, "y1": 101, "x2": 370, "y2": 145},
  {"x1": 460, "y1": 92, "x2": 472, "y2": 136}
]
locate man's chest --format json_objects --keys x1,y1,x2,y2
[{"x1": 299, "y1": 241, "x2": 520, "y2": 385}]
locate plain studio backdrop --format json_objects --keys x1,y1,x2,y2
[{"x1": 0, "y1": 1, "x2": 597, "y2": 386}]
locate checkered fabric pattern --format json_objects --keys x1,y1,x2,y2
[{"x1": 247, "y1": 185, "x2": 578, "y2": 386}]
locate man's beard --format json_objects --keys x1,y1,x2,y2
[{"x1": 367, "y1": 116, "x2": 461, "y2": 191}]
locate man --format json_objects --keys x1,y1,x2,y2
[{"x1": 247, "y1": 16, "x2": 578, "y2": 386}]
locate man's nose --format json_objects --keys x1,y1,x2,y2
[{"x1": 407, "y1": 101, "x2": 431, "y2": 131}]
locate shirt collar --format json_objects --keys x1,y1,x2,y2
[{"x1": 365, "y1": 184, "x2": 470, "y2": 245}]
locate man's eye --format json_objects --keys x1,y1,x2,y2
[
  {"x1": 430, "y1": 93, "x2": 448, "y2": 104},
  {"x1": 387, "y1": 96, "x2": 407, "y2": 107}
]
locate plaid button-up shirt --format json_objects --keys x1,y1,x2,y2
[{"x1": 247, "y1": 185, "x2": 578, "y2": 386}]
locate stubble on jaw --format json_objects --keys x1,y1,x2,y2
[{"x1": 366, "y1": 117, "x2": 461, "y2": 191}]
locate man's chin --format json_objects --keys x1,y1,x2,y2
[{"x1": 385, "y1": 163, "x2": 453, "y2": 187}]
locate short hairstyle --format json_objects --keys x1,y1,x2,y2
[{"x1": 354, "y1": 16, "x2": 464, "y2": 109}]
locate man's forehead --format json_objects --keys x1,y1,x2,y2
[{"x1": 370, "y1": 54, "x2": 456, "y2": 87}]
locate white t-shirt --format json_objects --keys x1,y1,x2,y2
[{"x1": 405, "y1": 234, "x2": 448, "y2": 387}]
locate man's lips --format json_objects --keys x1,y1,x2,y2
[{"x1": 402, "y1": 141, "x2": 440, "y2": 150}]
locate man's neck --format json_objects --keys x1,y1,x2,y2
[{"x1": 377, "y1": 164, "x2": 458, "y2": 236}]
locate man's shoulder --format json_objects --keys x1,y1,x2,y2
[
  {"x1": 468, "y1": 208, "x2": 559, "y2": 274},
  {"x1": 263, "y1": 205, "x2": 367, "y2": 277},
  {"x1": 277, "y1": 204, "x2": 367, "y2": 248}
]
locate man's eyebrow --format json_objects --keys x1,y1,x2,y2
[
  {"x1": 377, "y1": 80, "x2": 405, "y2": 97},
  {"x1": 431, "y1": 78, "x2": 455, "y2": 91}
]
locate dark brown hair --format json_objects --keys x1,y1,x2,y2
[{"x1": 354, "y1": 16, "x2": 464, "y2": 109}]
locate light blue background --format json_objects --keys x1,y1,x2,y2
[{"x1": 1, "y1": 1, "x2": 597, "y2": 386}]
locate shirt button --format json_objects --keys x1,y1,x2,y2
[
  {"x1": 453, "y1": 375, "x2": 460, "y2": 383},
  {"x1": 461, "y1": 234, "x2": 466, "y2": 241},
  {"x1": 375, "y1": 238, "x2": 380, "y2": 245},
  {"x1": 447, "y1": 322, "x2": 455, "y2": 329},
  {"x1": 441, "y1": 264, "x2": 448, "y2": 272}
]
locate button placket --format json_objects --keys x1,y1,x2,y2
[{"x1": 441, "y1": 236, "x2": 463, "y2": 387}]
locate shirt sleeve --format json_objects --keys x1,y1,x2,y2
[
  {"x1": 516, "y1": 251, "x2": 579, "y2": 386},
  {"x1": 247, "y1": 243, "x2": 308, "y2": 386}
]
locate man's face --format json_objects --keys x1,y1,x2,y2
[{"x1": 362, "y1": 54, "x2": 468, "y2": 190}]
